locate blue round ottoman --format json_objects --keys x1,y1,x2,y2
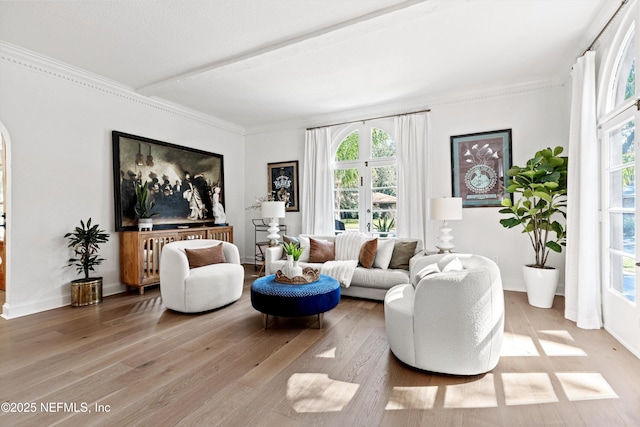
[{"x1": 251, "y1": 274, "x2": 340, "y2": 328}]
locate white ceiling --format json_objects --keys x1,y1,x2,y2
[{"x1": 0, "y1": 0, "x2": 615, "y2": 131}]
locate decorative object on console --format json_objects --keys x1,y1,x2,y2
[
  {"x1": 499, "y1": 146, "x2": 568, "y2": 308},
  {"x1": 430, "y1": 197, "x2": 462, "y2": 253},
  {"x1": 261, "y1": 201, "x2": 286, "y2": 245},
  {"x1": 64, "y1": 218, "x2": 110, "y2": 307},
  {"x1": 135, "y1": 180, "x2": 158, "y2": 231},
  {"x1": 268, "y1": 161, "x2": 299, "y2": 212},
  {"x1": 450, "y1": 129, "x2": 513, "y2": 208},
  {"x1": 112, "y1": 131, "x2": 224, "y2": 231}
]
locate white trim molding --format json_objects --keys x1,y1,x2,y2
[{"x1": 0, "y1": 41, "x2": 246, "y2": 135}]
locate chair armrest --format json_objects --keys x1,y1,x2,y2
[
  {"x1": 221, "y1": 241, "x2": 241, "y2": 264},
  {"x1": 265, "y1": 245, "x2": 283, "y2": 264}
]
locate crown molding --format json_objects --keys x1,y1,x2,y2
[
  {"x1": 0, "y1": 41, "x2": 246, "y2": 135},
  {"x1": 244, "y1": 78, "x2": 566, "y2": 135}
]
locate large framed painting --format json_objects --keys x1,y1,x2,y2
[
  {"x1": 450, "y1": 129, "x2": 513, "y2": 208},
  {"x1": 268, "y1": 160, "x2": 299, "y2": 212},
  {"x1": 112, "y1": 131, "x2": 225, "y2": 231}
]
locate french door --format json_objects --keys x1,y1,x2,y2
[{"x1": 602, "y1": 110, "x2": 640, "y2": 356}]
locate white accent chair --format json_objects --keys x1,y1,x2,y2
[
  {"x1": 160, "y1": 239, "x2": 244, "y2": 313},
  {"x1": 384, "y1": 253, "x2": 504, "y2": 375}
]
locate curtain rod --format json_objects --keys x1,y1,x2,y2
[
  {"x1": 582, "y1": 0, "x2": 629, "y2": 56},
  {"x1": 306, "y1": 108, "x2": 431, "y2": 131}
]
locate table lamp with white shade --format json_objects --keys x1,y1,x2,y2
[
  {"x1": 430, "y1": 197, "x2": 463, "y2": 253},
  {"x1": 261, "y1": 201, "x2": 286, "y2": 245}
]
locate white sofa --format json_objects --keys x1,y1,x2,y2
[
  {"x1": 160, "y1": 239, "x2": 244, "y2": 313},
  {"x1": 265, "y1": 233, "x2": 424, "y2": 301},
  {"x1": 384, "y1": 253, "x2": 504, "y2": 375}
]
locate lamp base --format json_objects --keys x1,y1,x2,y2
[
  {"x1": 266, "y1": 218, "x2": 281, "y2": 244},
  {"x1": 435, "y1": 221, "x2": 455, "y2": 253}
]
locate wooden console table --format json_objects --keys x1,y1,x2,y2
[{"x1": 120, "y1": 225, "x2": 233, "y2": 294}]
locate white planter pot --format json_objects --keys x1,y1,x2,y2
[
  {"x1": 138, "y1": 218, "x2": 153, "y2": 231},
  {"x1": 522, "y1": 265, "x2": 559, "y2": 308}
]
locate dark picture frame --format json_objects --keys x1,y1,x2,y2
[
  {"x1": 450, "y1": 129, "x2": 513, "y2": 208},
  {"x1": 112, "y1": 131, "x2": 225, "y2": 231},
  {"x1": 268, "y1": 160, "x2": 299, "y2": 212}
]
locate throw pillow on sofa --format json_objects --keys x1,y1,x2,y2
[
  {"x1": 280, "y1": 235, "x2": 300, "y2": 260},
  {"x1": 309, "y1": 238, "x2": 335, "y2": 262},
  {"x1": 359, "y1": 238, "x2": 378, "y2": 268},
  {"x1": 388, "y1": 240, "x2": 418, "y2": 270},
  {"x1": 373, "y1": 238, "x2": 395, "y2": 269}
]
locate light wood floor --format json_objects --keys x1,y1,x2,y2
[{"x1": 1, "y1": 266, "x2": 639, "y2": 427}]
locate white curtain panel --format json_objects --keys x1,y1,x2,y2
[
  {"x1": 395, "y1": 112, "x2": 430, "y2": 244},
  {"x1": 565, "y1": 51, "x2": 602, "y2": 329},
  {"x1": 302, "y1": 127, "x2": 335, "y2": 235}
]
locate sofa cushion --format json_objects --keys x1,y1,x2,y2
[
  {"x1": 351, "y1": 267, "x2": 410, "y2": 290},
  {"x1": 309, "y1": 238, "x2": 335, "y2": 262},
  {"x1": 373, "y1": 238, "x2": 395, "y2": 269},
  {"x1": 280, "y1": 235, "x2": 301, "y2": 260},
  {"x1": 184, "y1": 244, "x2": 226, "y2": 269},
  {"x1": 298, "y1": 236, "x2": 311, "y2": 262},
  {"x1": 359, "y1": 238, "x2": 378, "y2": 268},
  {"x1": 388, "y1": 240, "x2": 418, "y2": 270},
  {"x1": 335, "y1": 232, "x2": 365, "y2": 260}
]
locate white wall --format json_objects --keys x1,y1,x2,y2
[
  {"x1": 429, "y1": 86, "x2": 571, "y2": 292},
  {"x1": 243, "y1": 128, "x2": 305, "y2": 267},
  {"x1": 0, "y1": 52, "x2": 245, "y2": 318},
  {"x1": 243, "y1": 85, "x2": 571, "y2": 292}
]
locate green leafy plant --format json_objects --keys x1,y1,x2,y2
[
  {"x1": 64, "y1": 218, "x2": 110, "y2": 279},
  {"x1": 282, "y1": 242, "x2": 304, "y2": 261},
  {"x1": 499, "y1": 146, "x2": 568, "y2": 269},
  {"x1": 374, "y1": 216, "x2": 396, "y2": 232},
  {"x1": 135, "y1": 181, "x2": 158, "y2": 219}
]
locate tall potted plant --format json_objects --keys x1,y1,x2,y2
[
  {"x1": 135, "y1": 180, "x2": 157, "y2": 230},
  {"x1": 499, "y1": 146, "x2": 568, "y2": 308},
  {"x1": 64, "y1": 218, "x2": 110, "y2": 306}
]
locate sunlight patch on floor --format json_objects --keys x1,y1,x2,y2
[
  {"x1": 537, "y1": 330, "x2": 586, "y2": 356},
  {"x1": 316, "y1": 347, "x2": 336, "y2": 358},
  {"x1": 556, "y1": 373, "x2": 619, "y2": 401},
  {"x1": 287, "y1": 373, "x2": 359, "y2": 413},
  {"x1": 502, "y1": 373, "x2": 559, "y2": 405},
  {"x1": 385, "y1": 386, "x2": 438, "y2": 410},
  {"x1": 539, "y1": 339, "x2": 587, "y2": 356},
  {"x1": 444, "y1": 374, "x2": 498, "y2": 408},
  {"x1": 500, "y1": 332, "x2": 540, "y2": 356}
]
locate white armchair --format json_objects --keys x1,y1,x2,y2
[
  {"x1": 384, "y1": 253, "x2": 504, "y2": 375},
  {"x1": 160, "y1": 239, "x2": 244, "y2": 313}
]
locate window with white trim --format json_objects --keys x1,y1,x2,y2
[{"x1": 333, "y1": 120, "x2": 397, "y2": 236}]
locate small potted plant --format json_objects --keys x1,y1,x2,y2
[
  {"x1": 64, "y1": 218, "x2": 110, "y2": 306},
  {"x1": 499, "y1": 146, "x2": 568, "y2": 308},
  {"x1": 282, "y1": 241, "x2": 304, "y2": 278},
  {"x1": 135, "y1": 180, "x2": 158, "y2": 230},
  {"x1": 374, "y1": 216, "x2": 396, "y2": 237}
]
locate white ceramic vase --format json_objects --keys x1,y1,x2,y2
[
  {"x1": 289, "y1": 259, "x2": 303, "y2": 278},
  {"x1": 522, "y1": 265, "x2": 559, "y2": 308},
  {"x1": 282, "y1": 255, "x2": 303, "y2": 277}
]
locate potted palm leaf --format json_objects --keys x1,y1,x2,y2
[
  {"x1": 135, "y1": 180, "x2": 158, "y2": 230},
  {"x1": 499, "y1": 146, "x2": 568, "y2": 308},
  {"x1": 65, "y1": 218, "x2": 110, "y2": 306}
]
